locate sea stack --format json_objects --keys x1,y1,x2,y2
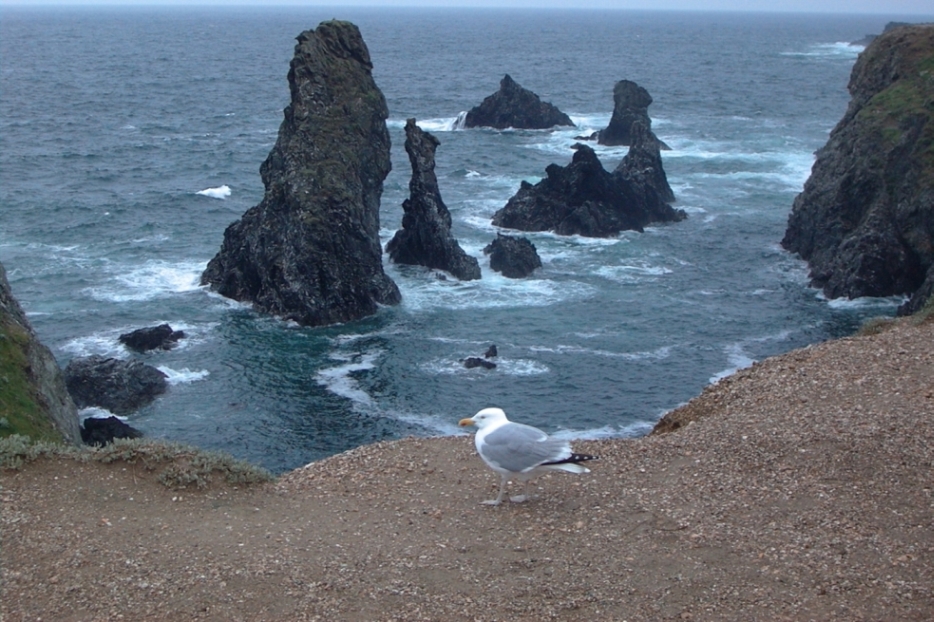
[
  {"x1": 201, "y1": 21, "x2": 400, "y2": 326},
  {"x1": 491, "y1": 143, "x2": 684, "y2": 237},
  {"x1": 597, "y1": 80, "x2": 668, "y2": 149},
  {"x1": 782, "y1": 24, "x2": 934, "y2": 315},
  {"x1": 386, "y1": 119, "x2": 481, "y2": 280},
  {"x1": 464, "y1": 74, "x2": 574, "y2": 130}
]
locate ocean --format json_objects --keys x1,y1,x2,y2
[{"x1": 1, "y1": 7, "x2": 924, "y2": 473}]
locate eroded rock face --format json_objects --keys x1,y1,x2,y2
[
  {"x1": 483, "y1": 234, "x2": 542, "y2": 278},
  {"x1": 464, "y1": 74, "x2": 574, "y2": 130},
  {"x1": 491, "y1": 144, "x2": 685, "y2": 237},
  {"x1": 597, "y1": 80, "x2": 667, "y2": 148},
  {"x1": 781, "y1": 25, "x2": 934, "y2": 314},
  {"x1": 0, "y1": 261, "x2": 81, "y2": 444},
  {"x1": 614, "y1": 120, "x2": 676, "y2": 204},
  {"x1": 201, "y1": 21, "x2": 400, "y2": 326},
  {"x1": 64, "y1": 355, "x2": 167, "y2": 416},
  {"x1": 386, "y1": 119, "x2": 481, "y2": 281}
]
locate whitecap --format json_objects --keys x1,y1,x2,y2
[
  {"x1": 821, "y1": 293, "x2": 906, "y2": 310},
  {"x1": 156, "y1": 366, "x2": 210, "y2": 385},
  {"x1": 315, "y1": 352, "x2": 379, "y2": 407},
  {"x1": 594, "y1": 263, "x2": 673, "y2": 283},
  {"x1": 62, "y1": 330, "x2": 128, "y2": 359},
  {"x1": 196, "y1": 185, "x2": 231, "y2": 199},
  {"x1": 85, "y1": 260, "x2": 205, "y2": 303},
  {"x1": 781, "y1": 42, "x2": 863, "y2": 59},
  {"x1": 418, "y1": 356, "x2": 549, "y2": 377}
]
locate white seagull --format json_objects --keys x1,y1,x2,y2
[{"x1": 459, "y1": 407, "x2": 597, "y2": 505}]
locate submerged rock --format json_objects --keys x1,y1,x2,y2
[
  {"x1": 463, "y1": 357, "x2": 496, "y2": 370},
  {"x1": 0, "y1": 261, "x2": 81, "y2": 444},
  {"x1": 596, "y1": 80, "x2": 669, "y2": 149},
  {"x1": 464, "y1": 74, "x2": 574, "y2": 130},
  {"x1": 201, "y1": 20, "x2": 400, "y2": 326},
  {"x1": 492, "y1": 144, "x2": 684, "y2": 237},
  {"x1": 386, "y1": 119, "x2": 481, "y2": 281},
  {"x1": 483, "y1": 233, "x2": 542, "y2": 278},
  {"x1": 81, "y1": 415, "x2": 144, "y2": 447},
  {"x1": 782, "y1": 24, "x2": 934, "y2": 314},
  {"x1": 119, "y1": 324, "x2": 185, "y2": 353},
  {"x1": 64, "y1": 355, "x2": 167, "y2": 416}
]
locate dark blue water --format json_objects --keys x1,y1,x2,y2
[{"x1": 2, "y1": 8, "x2": 924, "y2": 473}]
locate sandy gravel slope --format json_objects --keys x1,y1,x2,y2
[{"x1": 2, "y1": 319, "x2": 933, "y2": 621}]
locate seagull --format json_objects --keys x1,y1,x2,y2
[{"x1": 459, "y1": 407, "x2": 597, "y2": 505}]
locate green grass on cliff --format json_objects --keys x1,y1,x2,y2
[
  {"x1": 0, "y1": 319, "x2": 66, "y2": 443},
  {"x1": 857, "y1": 43, "x2": 934, "y2": 184}
]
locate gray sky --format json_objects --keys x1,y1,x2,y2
[{"x1": 0, "y1": 1, "x2": 932, "y2": 15}]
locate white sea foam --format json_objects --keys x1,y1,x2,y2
[
  {"x1": 315, "y1": 352, "x2": 380, "y2": 407},
  {"x1": 781, "y1": 42, "x2": 863, "y2": 59},
  {"x1": 594, "y1": 263, "x2": 673, "y2": 284},
  {"x1": 709, "y1": 329, "x2": 794, "y2": 384},
  {"x1": 196, "y1": 185, "x2": 231, "y2": 199},
  {"x1": 62, "y1": 330, "x2": 129, "y2": 358},
  {"x1": 528, "y1": 344, "x2": 672, "y2": 361},
  {"x1": 156, "y1": 366, "x2": 210, "y2": 385},
  {"x1": 390, "y1": 262, "x2": 596, "y2": 313},
  {"x1": 419, "y1": 356, "x2": 549, "y2": 377},
  {"x1": 821, "y1": 293, "x2": 906, "y2": 310},
  {"x1": 550, "y1": 419, "x2": 655, "y2": 441},
  {"x1": 85, "y1": 260, "x2": 205, "y2": 303},
  {"x1": 388, "y1": 116, "x2": 463, "y2": 132}
]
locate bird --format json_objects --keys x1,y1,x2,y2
[{"x1": 459, "y1": 407, "x2": 597, "y2": 505}]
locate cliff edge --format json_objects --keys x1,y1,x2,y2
[
  {"x1": 0, "y1": 262, "x2": 81, "y2": 444},
  {"x1": 782, "y1": 25, "x2": 934, "y2": 315}
]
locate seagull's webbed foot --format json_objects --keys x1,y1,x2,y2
[
  {"x1": 509, "y1": 480, "x2": 534, "y2": 503},
  {"x1": 480, "y1": 476, "x2": 508, "y2": 506}
]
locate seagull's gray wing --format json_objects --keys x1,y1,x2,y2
[{"x1": 479, "y1": 422, "x2": 572, "y2": 473}]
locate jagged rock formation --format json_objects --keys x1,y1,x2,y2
[
  {"x1": 201, "y1": 20, "x2": 400, "y2": 326},
  {"x1": 386, "y1": 119, "x2": 481, "y2": 280},
  {"x1": 596, "y1": 80, "x2": 669, "y2": 149},
  {"x1": 782, "y1": 25, "x2": 934, "y2": 315},
  {"x1": 0, "y1": 261, "x2": 81, "y2": 444},
  {"x1": 119, "y1": 324, "x2": 185, "y2": 353},
  {"x1": 615, "y1": 120, "x2": 676, "y2": 204},
  {"x1": 64, "y1": 356, "x2": 168, "y2": 416},
  {"x1": 483, "y1": 233, "x2": 542, "y2": 278},
  {"x1": 464, "y1": 74, "x2": 574, "y2": 130},
  {"x1": 492, "y1": 143, "x2": 685, "y2": 237}
]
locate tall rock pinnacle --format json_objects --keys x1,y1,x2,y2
[{"x1": 201, "y1": 21, "x2": 400, "y2": 326}]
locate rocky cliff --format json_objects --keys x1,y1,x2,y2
[
  {"x1": 782, "y1": 25, "x2": 934, "y2": 315},
  {"x1": 201, "y1": 21, "x2": 401, "y2": 326},
  {"x1": 464, "y1": 74, "x2": 574, "y2": 130},
  {"x1": 0, "y1": 261, "x2": 81, "y2": 444},
  {"x1": 385, "y1": 119, "x2": 481, "y2": 280}
]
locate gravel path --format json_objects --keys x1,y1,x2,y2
[{"x1": 2, "y1": 318, "x2": 933, "y2": 621}]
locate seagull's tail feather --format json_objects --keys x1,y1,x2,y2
[{"x1": 542, "y1": 452, "x2": 598, "y2": 473}]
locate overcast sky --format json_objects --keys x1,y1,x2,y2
[{"x1": 1, "y1": 1, "x2": 932, "y2": 14}]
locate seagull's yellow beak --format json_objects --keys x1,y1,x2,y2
[{"x1": 458, "y1": 417, "x2": 475, "y2": 427}]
